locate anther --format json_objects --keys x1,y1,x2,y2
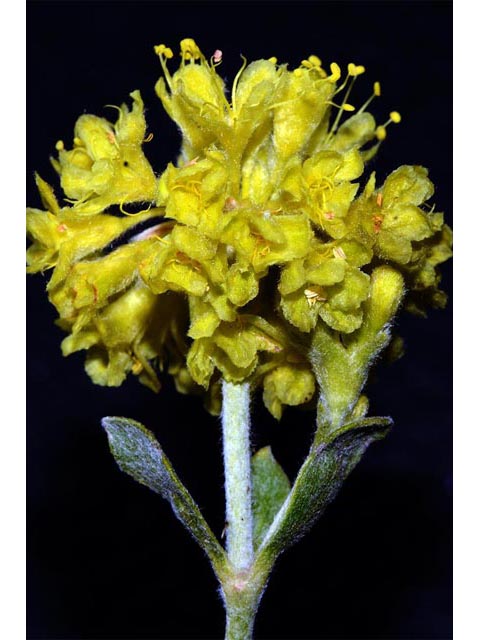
[
  {"x1": 375, "y1": 125, "x2": 387, "y2": 141},
  {"x1": 304, "y1": 287, "x2": 327, "y2": 306},
  {"x1": 373, "y1": 214, "x2": 384, "y2": 233},
  {"x1": 375, "y1": 111, "x2": 402, "y2": 140},
  {"x1": 132, "y1": 360, "x2": 143, "y2": 375},
  {"x1": 301, "y1": 54, "x2": 322, "y2": 71},
  {"x1": 347, "y1": 63, "x2": 366, "y2": 77},
  {"x1": 154, "y1": 44, "x2": 173, "y2": 59},
  {"x1": 327, "y1": 101, "x2": 355, "y2": 112},
  {"x1": 180, "y1": 38, "x2": 202, "y2": 61},
  {"x1": 390, "y1": 111, "x2": 402, "y2": 123},
  {"x1": 224, "y1": 197, "x2": 239, "y2": 212},
  {"x1": 327, "y1": 62, "x2": 341, "y2": 83}
]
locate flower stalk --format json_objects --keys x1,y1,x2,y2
[
  {"x1": 221, "y1": 380, "x2": 254, "y2": 571},
  {"x1": 220, "y1": 380, "x2": 261, "y2": 639}
]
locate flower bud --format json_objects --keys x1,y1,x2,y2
[{"x1": 364, "y1": 266, "x2": 404, "y2": 335}]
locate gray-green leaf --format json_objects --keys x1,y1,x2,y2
[
  {"x1": 252, "y1": 447, "x2": 291, "y2": 550},
  {"x1": 257, "y1": 417, "x2": 392, "y2": 565},
  {"x1": 102, "y1": 416, "x2": 226, "y2": 571}
]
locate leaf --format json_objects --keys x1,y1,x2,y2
[
  {"x1": 102, "y1": 416, "x2": 226, "y2": 571},
  {"x1": 257, "y1": 418, "x2": 392, "y2": 565},
  {"x1": 251, "y1": 447, "x2": 291, "y2": 550}
]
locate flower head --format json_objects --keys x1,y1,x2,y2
[{"x1": 27, "y1": 39, "x2": 452, "y2": 418}]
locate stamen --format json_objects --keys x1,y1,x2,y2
[
  {"x1": 304, "y1": 287, "x2": 327, "y2": 306},
  {"x1": 211, "y1": 49, "x2": 223, "y2": 67},
  {"x1": 154, "y1": 44, "x2": 173, "y2": 59},
  {"x1": 180, "y1": 38, "x2": 202, "y2": 61},
  {"x1": 357, "y1": 81, "x2": 382, "y2": 115},
  {"x1": 268, "y1": 56, "x2": 278, "y2": 65},
  {"x1": 301, "y1": 54, "x2": 322, "y2": 70},
  {"x1": 327, "y1": 101, "x2": 355, "y2": 112},
  {"x1": 154, "y1": 44, "x2": 174, "y2": 87},
  {"x1": 119, "y1": 200, "x2": 153, "y2": 216},
  {"x1": 231, "y1": 54, "x2": 248, "y2": 116},
  {"x1": 347, "y1": 63, "x2": 366, "y2": 77},
  {"x1": 375, "y1": 111, "x2": 402, "y2": 141},
  {"x1": 333, "y1": 246, "x2": 347, "y2": 259},
  {"x1": 104, "y1": 104, "x2": 124, "y2": 135},
  {"x1": 327, "y1": 62, "x2": 364, "y2": 140},
  {"x1": 55, "y1": 140, "x2": 64, "y2": 151}
]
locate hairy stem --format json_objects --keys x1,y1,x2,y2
[
  {"x1": 221, "y1": 380, "x2": 262, "y2": 639},
  {"x1": 221, "y1": 380, "x2": 254, "y2": 571},
  {"x1": 222, "y1": 573, "x2": 267, "y2": 640}
]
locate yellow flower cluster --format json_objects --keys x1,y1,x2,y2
[{"x1": 27, "y1": 39, "x2": 452, "y2": 418}]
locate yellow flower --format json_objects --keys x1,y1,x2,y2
[
  {"x1": 60, "y1": 285, "x2": 188, "y2": 392},
  {"x1": 53, "y1": 91, "x2": 157, "y2": 215},
  {"x1": 27, "y1": 39, "x2": 452, "y2": 419},
  {"x1": 27, "y1": 177, "x2": 163, "y2": 287}
]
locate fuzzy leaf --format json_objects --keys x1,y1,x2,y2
[
  {"x1": 102, "y1": 416, "x2": 226, "y2": 569},
  {"x1": 257, "y1": 418, "x2": 391, "y2": 564},
  {"x1": 251, "y1": 447, "x2": 291, "y2": 550}
]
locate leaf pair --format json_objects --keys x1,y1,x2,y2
[{"x1": 102, "y1": 414, "x2": 390, "y2": 574}]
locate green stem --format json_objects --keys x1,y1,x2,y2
[
  {"x1": 221, "y1": 380, "x2": 260, "y2": 639},
  {"x1": 223, "y1": 575, "x2": 265, "y2": 640},
  {"x1": 221, "y1": 380, "x2": 254, "y2": 571}
]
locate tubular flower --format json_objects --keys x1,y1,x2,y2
[{"x1": 27, "y1": 38, "x2": 452, "y2": 419}]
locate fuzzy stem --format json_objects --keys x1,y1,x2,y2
[
  {"x1": 221, "y1": 380, "x2": 254, "y2": 571},
  {"x1": 223, "y1": 577, "x2": 265, "y2": 640}
]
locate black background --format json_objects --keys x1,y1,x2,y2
[{"x1": 27, "y1": 1, "x2": 452, "y2": 638}]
